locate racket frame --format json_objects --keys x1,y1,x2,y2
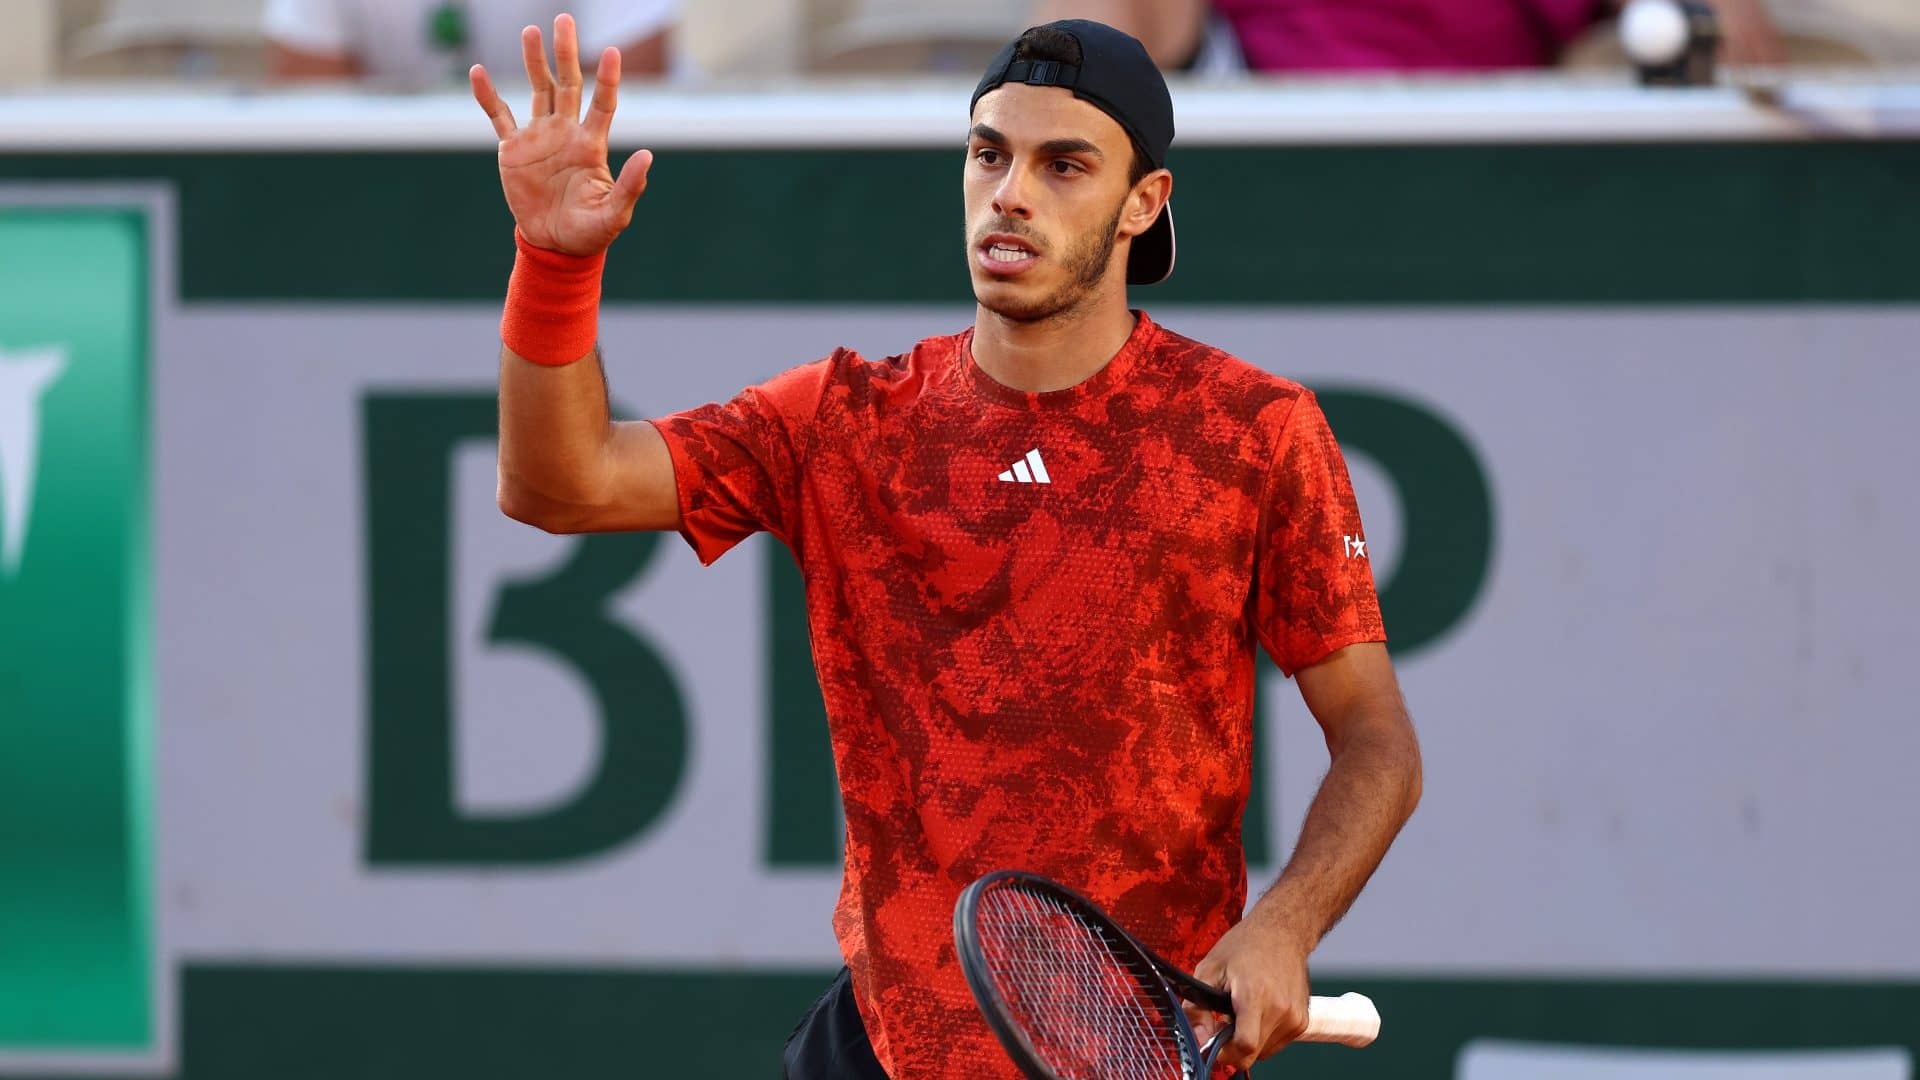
[{"x1": 954, "y1": 870, "x2": 1239, "y2": 1080}]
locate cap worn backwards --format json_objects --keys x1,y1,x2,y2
[{"x1": 972, "y1": 20, "x2": 1178, "y2": 286}]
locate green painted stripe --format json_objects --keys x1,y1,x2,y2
[
  {"x1": 6, "y1": 968, "x2": 1918, "y2": 1079},
  {"x1": 3, "y1": 142, "x2": 1917, "y2": 303}
]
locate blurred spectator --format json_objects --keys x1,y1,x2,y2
[
  {"x1": 1567, "y1": 0, "x2": 1920, "y2": 67},
  {"x1": 1712, "y1": 0, "x2": 1788, "y2": 65},
  {"x1": 1031, "y1": 0, "x2": 1920, "y2": 72},
  {"x1": 264, "y1": 0, "x2": 676, "y2": 89},
  {"x1": 1034, "y1": 0, "x2": 1610, "y2": 73},
  {"x1": 58, "y1": 0, "x2": 267, "y2": 82},
  {"x1": 1031, "y1": 0, "x2": 1235, "y2": 72},
  {"x1": 807, "y1": 0, "x2": 1029, "y2": 74},
  {"x1": 1207, "y1": 0, "x2": 1610, "y2": 71},
  {"x1": 4, "y1": 0, "x2": 56, "y2": 86}
]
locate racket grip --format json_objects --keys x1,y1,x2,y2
[{"x1": 1300, "y1": 992, "x2": 1380, "y2": 1047}]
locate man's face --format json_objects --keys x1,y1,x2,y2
[{"x1": 964, "y1": 84, "x2": 1149, "y2": 324}]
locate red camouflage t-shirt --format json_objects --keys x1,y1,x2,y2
[{"x1": 650, "y1": 313, "x2": 1384, "y2": 1079}]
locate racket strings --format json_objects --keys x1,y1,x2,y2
[{"x1": 975, "y1": 886, "x2": 1195, "y2": 1080}]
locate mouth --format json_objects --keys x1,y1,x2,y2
[{"x1": 976, "y1": 233, "x2": 1041, "y2": 276}]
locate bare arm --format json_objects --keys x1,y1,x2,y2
[
  {"x1": 495, "y1": 350, "x2": 679, "y2": 532},
  {"x1": 1253, "y1": 642, "x2": 1422, "y2": 944},
  {"x1": 1030, "y1": 0, "x2": 1210, "y2": 68},
  {"x1": 613, "y1": 28, "x2": 671, "y2": 78},
  {"x1": 267, "y1": 41, "x2": 360, "y2": 80},
  {"x1": 1709, "y1": 0, "x2": 1788, "y2": 65},
  {"x1": 471, "y1": 16, "x2": 679, "y2": 534},
  {"x1": 1192, "y1": 641, "x2": 1422, "y2": 1070}
]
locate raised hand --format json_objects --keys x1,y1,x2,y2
[{"x1": 470, "y1": 13, "x2": 653, "y2": 256}]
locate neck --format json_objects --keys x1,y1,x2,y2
[{"x1": 970, "y1": 286, "x2": 1138, "y2": 394}]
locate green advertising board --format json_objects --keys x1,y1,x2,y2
[
  {"x1": 1, "y1": 117, "x2": 1917, "y2": 1078},
  {"x1": 0, "y1": 201, "x2": 152, "y2": 1062}
]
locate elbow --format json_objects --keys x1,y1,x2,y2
[
  {"x1": 1396, "y1": 720, "x2": 1424, "y2": 823},
  {"x1": 1340, "y1": 709, "x2": 1423, "y2": 823},
  {"x1": 496, "y1": 480, "x2": 556, "y2": 532},
  {"x1": 497, "y1": 474, "x2": 593, "y2": 534},
  {"x1": 1404, "y1": 742, "x2": 1424, "y2": 821}
]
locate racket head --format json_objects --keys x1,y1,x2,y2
[{"x1": 953, "y1": 871, "x2": 1216, "y2": 1080}]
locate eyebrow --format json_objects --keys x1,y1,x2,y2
[
  {"x1": 1039, "y1": 137, "x2": 1104, "y2": 159},
  {"x1": 968, "y1": 124, "x2": 1106, "y2": 161}
]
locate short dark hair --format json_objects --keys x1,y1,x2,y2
[{"x1": 1009, "y1": 27, "x2": 1155, "y2": 188}]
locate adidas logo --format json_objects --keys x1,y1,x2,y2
[{"x1": 997, "y1": 449, "x2": 1052, "y2": 485}]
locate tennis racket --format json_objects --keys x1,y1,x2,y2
[{"x1": 954, "y1": 871, "x2": 1380, "y2": 1079}]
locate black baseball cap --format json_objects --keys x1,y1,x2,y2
[{"x1": 971, "y1": 19, "x2": 1177, "y2": 286}]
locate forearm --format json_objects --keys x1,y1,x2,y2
[
  {"x1": 1030, "y1": 0, "x2": 1208, "y2": 67},
  {"x1": 1249, "y1": 714, "x2": 1422, "y2": 949},
  {"x1": 614, "y1": 29, "x2": 671, "y2": 78},
  {"x1": 496, "y1": 344, "x2": 620, "y2": 519},
  {"x1": 493, "y1": 219, "x2": 624, "y2": 521},
  {"x1": 266, "y1": 42, "x2": 361, "y2": 81}
]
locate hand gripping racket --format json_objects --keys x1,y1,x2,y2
[{"x1": 954, "y1": 871, "x2": 1380, "y2": 1079}]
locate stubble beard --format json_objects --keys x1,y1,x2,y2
[{"x1": 971, "y1": 199, "x2": 1126, "y2": 327}]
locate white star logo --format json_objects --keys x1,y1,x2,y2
[
  {"x1": 1344, "y1": 534, "x2": 1368, "y2": 560},
  {"x1": 0, "y1": 343, "x2": 69, "y2": 578}
]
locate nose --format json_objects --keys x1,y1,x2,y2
[{"x1": 992, "y1": 162, "x2": 1033, "y2": 221}]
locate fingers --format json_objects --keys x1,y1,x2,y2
[
  {"x1": 522, "y1": 24, "x2": 556, "y2": 118},
  {"x1": 552, "y1": 13, "x2": 583, "y2": 119},
  {"x1": 469, "y1": 65, "x2": 517, "y2": 138},
  {"x1": 584, "y1": 46, "x2": 620, "y2": 138},
  {"x1": 1220, "y1": 1003, "x2": 1263, "y2": 1072},
  {"x1": 1188, "y1": 956, "x2": 1227, "y2": 1050},
  {"x1": 1185, "y1": 1001, "x2": 1218, "y2": 1048},
  {"x1": 614, "y1": 149, "x2": 655, "y2": 209},
  {"x1": 1238, "y1": 995, "x2": 1310, "y2": 1070},
  {"x1": 1191, "y1": 955, "x2": 1225, "y2": 989},
  {"x1": 1206, "y1": 982, "x2": 1308, "y2": 1071},
  {"x1": 604, "y1": 150, "x2": 654, "y2": 237}
]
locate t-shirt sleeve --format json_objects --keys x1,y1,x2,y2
[
  {"x1": 1253, "y1": 390, "x2": 1387, "y2": 676},
  {"x1": 645, "y1": 355, "x2": 835, "y2": 566},
  {"x1": 261, "y1": 0, "x2": 351, "y2": 53}
]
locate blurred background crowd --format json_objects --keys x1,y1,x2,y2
[{"x1": 7, "y1": 0, "x2": 1920, "y2": 89}]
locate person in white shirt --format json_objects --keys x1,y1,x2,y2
[{"x1": 265, "y1": 0, "x2": 678, "y2": 89}]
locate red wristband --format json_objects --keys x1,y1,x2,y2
[{"x1": 501, "y1": 228, "x2": 605, "y2": 366}]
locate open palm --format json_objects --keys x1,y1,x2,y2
[{"x1": 471, "y1": 14, "x2": 653, "y2": 256}]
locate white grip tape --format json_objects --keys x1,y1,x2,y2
[{"x1": 1300, "y1": 992, "x2": 1381, "y2": 1048}]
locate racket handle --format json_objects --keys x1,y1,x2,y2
[{"x1": 1300, "y1": 992, "x2": 1380, "y2": 1047}]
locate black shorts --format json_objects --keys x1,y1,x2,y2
[{"x1": 782, "y1": 968, "x2": 890, "y2": 1079}]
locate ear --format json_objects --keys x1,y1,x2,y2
[{"x1": 1118, "y1": 169, "x2": 1173, "y2": 241}]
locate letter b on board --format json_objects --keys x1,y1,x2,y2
[{"x1": 362, "y1": 394, "x2": 687, "y2": 864}]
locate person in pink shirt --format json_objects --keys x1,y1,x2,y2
[
  {"x1": 1034, "y1": 0, "x2": 1791, "y2": 72},
  {"x1": 1214, "y1": 0, "x2": 1608, "y2": 72}
]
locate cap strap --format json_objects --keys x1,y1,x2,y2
[{"x1": 1003, "y1": 59, "x2": 1080, "y2": 89}]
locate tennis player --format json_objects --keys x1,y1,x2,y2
[{"x1": 472, "y1": 14, "x2": 1422, "y2": 1078}]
